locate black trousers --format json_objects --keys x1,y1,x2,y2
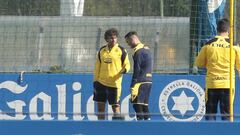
[{"x1": 205, "y1": 88, "x2": 230, "y2": 121}]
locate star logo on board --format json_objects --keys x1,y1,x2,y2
[
  {"x1": 159, "y1": 79, "x2": 205, "y2": 121},
  {"x1": 172, "y1": 91, "x2": 194, "y2": 116}
]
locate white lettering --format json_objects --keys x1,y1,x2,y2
[
  {"x1": 29, "y1": 92, "x2": 54, "y2": 120},
  {"x1": 121, "y1": 94, "x2": 135, "y2": 121},
  {"x1": 107, "y1": 105, "x2": 112, "y2": 120},
  {"x1": 56, "y1": 84, "x2": 68, "y2": 120},
  {"x1": 0, "y1": 81, "x2": 27, "y2": 120},
  {"x1": 72, "y1": 82, "x2": 84, "y2": 120},
  {"x1": 86, "y1": 95, "x2": 97, "y2": 120},
  {"x1": 0, "y1": 100, "x2": 26, "y2": 120},
  {"x1": 6, "y1": 100, "x2": 26, "y2": 120},
  {"x1": 0, "y1": 81, "x2": 137, "y2": 121},
  {"x1": 0, "y1": 81, "x2": 28, "y2": 94}
]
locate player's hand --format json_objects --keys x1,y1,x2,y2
[
  {"x1": 130, "y1": 87, "x2": 138, "y2": 102},
  {"x1": 192, "y1": 66, "x2": 198, "y2": 74},
  {"x1": 111, "y1": 65, "x2": 126, "y2": 81},
  {"x1": 120, "y1": 64, "x2": 126, "y2": 74}
]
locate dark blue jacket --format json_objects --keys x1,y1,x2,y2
[{"x1": 131, "y1": 43, "x2": 152, "y2": 87}]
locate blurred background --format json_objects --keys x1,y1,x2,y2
[{"x1": 0, "y1": 0, "x2": 239, "y2": 73}]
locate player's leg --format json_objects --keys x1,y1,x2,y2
[
  {"x1": 97, "y1": 102, "x2": 106, "y2": 120},
  {"x1": 108, "y1": 87, "x2": 124, "y2": 120},
  {"x1": 133, "y1": 104, "x2": 144, "y2": 120},
  {"x1": 142, "y1": 105, "x2": 150, "y2": 120},
  {"x1": 131, "y1": 83, "x2": 143, "y2": 120},
  {"x1": 219, "y1": 89, "x2": 230, "y2": 121},
  {"x1": 112, "y1": 105, "x2": 124, "y2": 120},
  {"x1": 93, "y1": 81, "x2": 107, "y2": 120},
  {"x1": 142, "y1": 83, "x2": 152, "y2": 120},
  {"x1": 131, "y1": 83, "x2": 152, "y2": 120},
  {"x1": 205, "y1": 89, "x2": 219, "y2": 121}
]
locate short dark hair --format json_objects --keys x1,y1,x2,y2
[
  {"x1": 125, "y1": 31, "x2": 138, "y2": 39},
  {"x1": 104, "y1": 28, "x2": 119, "y2": 40},
  {"x1": 217, "y1": 18, "x2": 229, "y2": 33}
]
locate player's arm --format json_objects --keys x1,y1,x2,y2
[
  {"x1": 122, "y1": 50, "x2": 130, "y2": 73},
  {"x1": 129, "y1": 52, "x2": 142, "y2": 101},
  {"x1": 234, "y1": 46, "x2": 240, "y2": 73},
  {"x1": 120, "y1": 48, "x2": 130, "y2": 74},
  {"x1": 93, "y1": 51, "x2": 101, "y2": 82},
  {"x1": 131, "y1": 52, "x2": 141, "y2": 87},
  {"x1": 195, "y1": 46, "x2": 207, "y2": 68}
]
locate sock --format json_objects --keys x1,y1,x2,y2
[
  {"x1": 112, "y1": 113, "x2": 125, "y2": 120},
  {"x1": 142, "y1": 105, "x2": 150, "y2": 120},
  {"x1": 133, "y1": 104, "x2": 144, "y2": 120}
]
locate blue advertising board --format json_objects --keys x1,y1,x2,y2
[
  {"x1": 1, "y1": 120, "x2": 240, "y2": 135},
  {"x1": 0, "y1": 73, "x2": 240, "y2": 121}
]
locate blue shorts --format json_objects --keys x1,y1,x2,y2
[{"x1": 132, "y1": 82, "x2": 152, "y2": 105}]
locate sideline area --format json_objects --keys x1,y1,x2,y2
[{"x1": 0, "y1": 120, "x2": 239, "y2": 135}]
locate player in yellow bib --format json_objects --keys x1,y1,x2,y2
[
  {"x1": 195, "y1": 19, "x2": 240, "y2": 121},
  {"x1": 93, "y1": 28, "x2": 130, "y2": 120}
]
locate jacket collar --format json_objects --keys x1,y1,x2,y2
[
  {"x1": 133, "y1": 43, "x2": 144, "y2": 53},
  {"x1": 215, "y1": 35, "x2": 229, "y2": 39},
  {"x1": 106, "y1": 43, "x2": 119, "y2": 52}
]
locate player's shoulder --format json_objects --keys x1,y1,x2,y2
[
  {"x1": 118, "y1": 45, "x2": 128, "y2": 53},
  {"x1": 137, "y1": 45, "x2": 151, "y2": 56},
  {"x1": 143, "y1": 45, "x2": 151, "y2": 54},
  {"x1": 224, "y1": 38, "x2": 230, "y2": 43},
  {"x1": 204, "y1": 38, "x2": 218, "y2": 46},
  {"x1": 118, "y1": 45, "x2": 126, "y2": 50},
  {"x1": 234, "y1": 45, "x2": 240, "y2": 51},
  {"x1": 143, "y1": 44, "x2": 150, "y2": 50},
  {"x1": 204, "y1": 36, "x2": 230, "y2": 46},
  {"x1": 99, "y1": 45, "x2": 107, "y2": 50}
]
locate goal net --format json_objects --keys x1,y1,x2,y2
[{"x1": 0, "y1": 0, "x2": 238, "y2": 74}]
